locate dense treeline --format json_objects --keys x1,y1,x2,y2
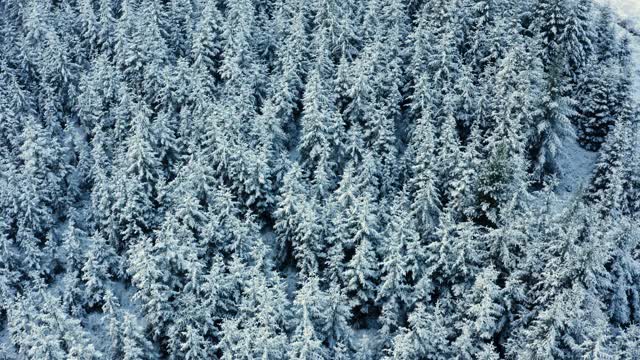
[{"x1": 0, "y1": 0, "x2": 639, "y2": 358}]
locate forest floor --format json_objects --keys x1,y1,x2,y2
[
  {"x1": 603, "y1": 0, "x2": 640, "y2": 26},
  {"x1": 555, "y1": 135, "x2": 598, "y2": 200}
]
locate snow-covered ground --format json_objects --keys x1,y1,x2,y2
[
  {"x1": 557, "y1": 135, "x2": 599, "y2": 199},
  {"x1": 601, "y1": 0, "x2": 640, "y2": 25}
]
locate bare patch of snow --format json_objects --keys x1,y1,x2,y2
[
  {"x1": 285, "y1": 265, "x2": 298, "y2": 301},
  {"x1": 556, "y1": 131, "x2": 599, "y2": 199},
  {"x1": 599, "y1": 0, "x2": 640, "y2": 26}
]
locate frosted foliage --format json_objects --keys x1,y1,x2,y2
[{"x1": 0, "y1": 0, "x2": 638, "y2": 359}]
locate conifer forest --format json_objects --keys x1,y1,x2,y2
[{"x1": 1, "y1": 0, "x2": 640, "y2": 358}]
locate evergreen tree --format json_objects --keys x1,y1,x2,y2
[
  {"x1": 121, "y1": 312, "x2": 158, "y2": 360},
  {"x1": 377, "y1": 192, "x2": 421, "y2": 347},
  {"x1": 574, "y1": 57, "x2": 619, "y2": 150},
  {"x1": 437, "y1": 99, "x2": 463, "y2": 202},
  {"x1": 615, "y1": 324, "x2": 640, "y2": 359},
  {"x1": 323, "y1": 283, "x2": 353, "y2": 351},
  {"x1": 449, "y1": 122, "x2": 482, "y2": 221},
  {"x1": 409, "y1": 110, "x2": 441, "y2": 235},
  {"x1": 508, "y1": 199, "x2": 612, "y2": 358},
  {"x1": 274, "y1": 164, "x2": 321, "y2": 275},
  {"x1": 297, "y1": 33, "x2": 343, "y2": 195},
  {"x1": 453, "y1": 266, "x2": 505, "y2": 357},
  {"x1": 113, "y1": 97, "x2": 160, "y2": 246},
  {"x1": 605, "y1": 217, "x2": 640, "y2": 326},
  {"x1": 289, "y1": 276, "x2": 328, "y2": 360},
  {"x1": 220, "y1": 0, "x2": 265, "y2": 114},
  {"x1": 530, "y1": 0, "x2": 576, "y2": 181},
  {"x1": 593, "y1": 5, "x2": 617, "y2": 63},
  {"x1": 560, "y1": 0, "x2": 594, "y2": 77},
  {"x1": 218, "y1": 255, "x2": 290, "y2": 359},
  {"x1": 344, "y1": 213, "x2": 379, "y2": 315},
  {"x1": 102, "y1": 289, "x2": 123, "y2": 358},
  {"x1": 388, "y1": 303, "x2": 453, "y2": 359},
  {"x1": 426, "y1": 207, "x2": 487, "y2": 296},
  {"x1": 271, "y1": 0, "x2": 310, "y2": 125},
  {"x1": 590, "y1": 97, "x2": 636, "y2": 214},
  {"x1": 478, "y1": 44, "x2": 535, "y2": 224},
  {"x1": 82, "y1": 232, "x2": 120, "y2": 305},
  {"x1": 530, "y1": 72, "x2": 575, "y2": 181},
  {"x1": 191, "y1": 0, "x2": 223, "y2": 91}
]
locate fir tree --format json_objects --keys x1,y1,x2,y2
[
  {"x1": 574, "y1": 57, "x2": 619, "y2": 150},
  {"x1": 191, "y1": 0, "x2": 223, "y2": 91},
  {"x1": 274, "y1": 164, "x2": 321, "y2": 275},
  {"x1": 409, "y1": 110, "x2": 441, "y2": 235},
  {"x1": 297, "y1": 34, "x2": 343, "y2": 194},
  {"x1": 121, "y1": 312, "x2": 158, "y2": 360}
]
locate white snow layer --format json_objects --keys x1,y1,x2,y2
[
  {"x1": 556, "y1": 134, "x2": 599, "y2": 199},
  {"x1": 600, "y1": 0, "x2": 640, "y2": 25}
]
